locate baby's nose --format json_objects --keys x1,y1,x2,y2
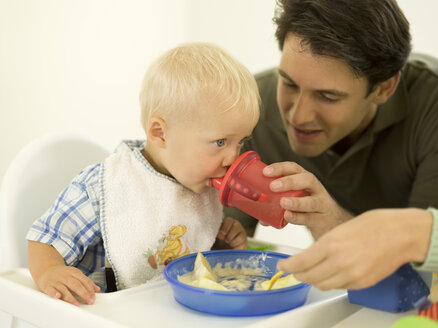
[{"x1": 222, "y1": 149, "x2": 240, "y2": 167}]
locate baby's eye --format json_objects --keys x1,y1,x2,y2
[{"x1": 214, "y1": 139, "x2": 225, "y2": 147}]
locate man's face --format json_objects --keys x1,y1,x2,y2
[{"x1": 277, "y1": 34, "x2": 379, "y2": 157}]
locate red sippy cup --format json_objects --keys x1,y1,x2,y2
[{"x1": 210, "y1": 151, "x2": 306, "y2": 229}]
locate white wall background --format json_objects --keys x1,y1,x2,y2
[{"x1": 0, "y1": 0, "x2": 437, "y2": 185}]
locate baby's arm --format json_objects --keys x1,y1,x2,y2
[
  {"x1": 216, "y1": 217, "x2": 247, "y2": 249},
  {"x1": 28, "y1": 240, "x2": 100, "y2": 306}
]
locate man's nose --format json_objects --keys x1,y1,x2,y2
[{"x1": 289, "y1": 92, "x2": 315, "y2": 125}]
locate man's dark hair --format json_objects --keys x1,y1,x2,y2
[{"x1": 274, "y1": 0, "x2": 411, "y2": 93}]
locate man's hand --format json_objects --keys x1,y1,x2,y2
[
  {"x1": 277, "y1": 208, "x2": 433, "y2": 290},
  {"x1": 263, "y1": 161, "x2": 353, "y2": 239}
]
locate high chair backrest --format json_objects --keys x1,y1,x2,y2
[{"x1": 0, "y1": 133, "x2": 111, "y2": 271}]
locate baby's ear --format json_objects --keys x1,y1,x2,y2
[{"x1": 146, "y1": 117, "x2": 167, "y2": 148}]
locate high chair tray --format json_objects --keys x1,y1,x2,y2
[{"x1": 0, "y1": 240, "x2": 361, "y2": 328}]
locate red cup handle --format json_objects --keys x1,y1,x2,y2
[{"x1": 227, "y1": 176, "x2": 267, "y2": 202}]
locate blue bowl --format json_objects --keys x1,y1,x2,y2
[{"x1": 163, "y1": 249, "x2": 311, "y2": 316}]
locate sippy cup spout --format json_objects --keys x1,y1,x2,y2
[{"x1": 209, "y1": 177, "x2": 223, "y2": 190}]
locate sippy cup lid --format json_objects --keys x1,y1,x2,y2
[{"x1": 210, "y1": 151, "x2": 261, "y2": 206}]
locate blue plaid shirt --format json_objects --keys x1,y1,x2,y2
[
  {"x1": 26, "y1": 163, "x2": 107, "y2": 288},
  {"x1": 27, "y1": 140, "x2": 148, "y2": 291}
]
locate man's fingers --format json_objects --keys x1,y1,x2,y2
[
  {"x1": 263, "y1": 161, "x2": 303, "y2": 178},
  {"x1": 292, "y1": 258, "x2": 339, "y2": 287},
  {"x1": 271, "y1": 172, "x2": 321, "y2": 195},
  {"x1": 283, "y1": 210, "x2": 307, "y2": 226},
  {"x1": 311, "y1": 264, "x2": 374, "y2": 291},
  {"x1": 310, "y1": 272, "x2": 351, "y2": 291},
  {"x1": 283, "y1": 210, "x2": 325, "y2": 227},
  {"x1": 277, "y1": 245, "x2": 326, "y2": 274},
  {"x1": 280, "y1": 194, "x2": 325, "y2": 213}
]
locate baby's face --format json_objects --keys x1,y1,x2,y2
[{"x1": 162, "y1": 100, "x2": 258, "y2": 194}]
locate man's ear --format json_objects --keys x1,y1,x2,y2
[
  {"x1": 146, "y1": 117, "x2": 167, "y2": 148},
  {"x1": 372, "y1": 71, "x2": 401, "y2": 105}
]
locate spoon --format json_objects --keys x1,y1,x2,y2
[{"x1": 266, "y1": 270, "x2": 284, "y2": 290}]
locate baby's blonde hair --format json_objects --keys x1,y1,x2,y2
[{"x1": 139, "y1": 42, "x2": 260, "y2": 130}]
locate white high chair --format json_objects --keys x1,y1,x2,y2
[
  {"x1": 0, "y1": 134, "x2": 364, "y2": 328},
  {"x1": 254, "y1": 222, "x2": 314, "y2": 250},
  {"x1": 0, "y1": 133, "x2": 110, "y2": 272}
]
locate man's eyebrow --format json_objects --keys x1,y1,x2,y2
[
  {"x1": 278, "y1": 69, "x2": 294, "y2": 83},
  {"x1": 278, "y1": 68, "x2": 349, "y2": 98}
]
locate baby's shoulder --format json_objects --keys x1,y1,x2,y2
[
  {"x1": 75, "y1": 163, "x2": 102, "y2": 184},
  {"x1": 67, "y1": 163, "x2": 103, "y2": 202}
]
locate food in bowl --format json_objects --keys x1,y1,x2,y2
[
  {"x1": 178, "y1": 252, "x2": 301, "y2": 291},
  {"x1": 164, "y1": 250, "x2": 311, "y2": 316}
]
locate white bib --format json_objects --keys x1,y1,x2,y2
[{"x1": 99, "y1": 147, "x2": 223, "y2": 290}]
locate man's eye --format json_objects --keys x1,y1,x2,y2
[
  {"x1": 283, "y1": 81, "x2": 298, "y2": 89},
  {"x1": 214, "y1": 139, "x2": 225, "y2": 147},
  {"x1": 319, "y1": 93, "x2": 339, "y2": 103}
]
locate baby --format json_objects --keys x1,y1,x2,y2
[{"x1": 26, "y1": 43, "x2": 260, "y2": 306}]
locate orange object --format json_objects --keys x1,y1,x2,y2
[
  {"x1": 210, "y1": 151, "x2": 306, "y2": 229},
  {"x1": 419, "y1": 302, "x2": 438, "y2": 322}
]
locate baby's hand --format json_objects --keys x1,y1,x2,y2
[
  {"x1": 216, "y1": 217, "x2": 247, "y2": 249},
  {"x1": 38, "y1": 265, "x2": 100, "y2": 306}
]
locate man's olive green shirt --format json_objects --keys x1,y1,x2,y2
[{"x1": 224, "y1": 54, "x2": 438, "y2": 233}]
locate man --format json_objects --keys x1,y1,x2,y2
[{"x1": 224, "y1": 0, "x2": 438, "y2": 290}]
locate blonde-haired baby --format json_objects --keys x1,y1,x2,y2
[{"x1": 26, "y1": 43, "x2": 260, "y2": 306}]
